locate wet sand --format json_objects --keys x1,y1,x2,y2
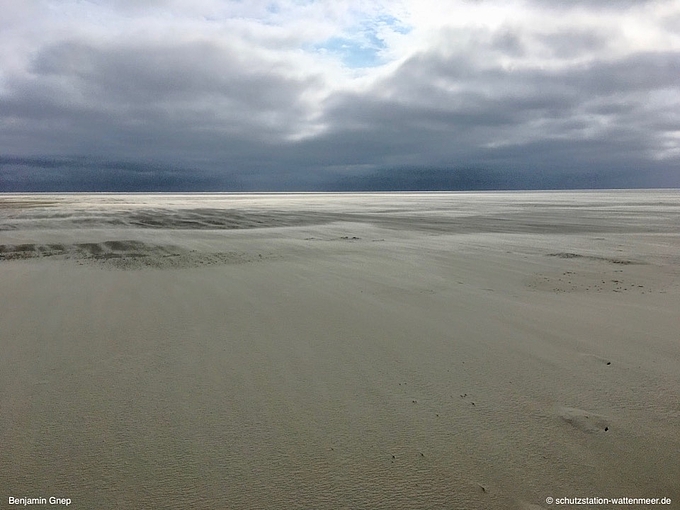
[{"x1": 1, "y1": 191, "x2": 679, "y2": 509}]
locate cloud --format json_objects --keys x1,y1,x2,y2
[{"x1": 0, "y1": 0, "x2": 679, "y2": 190}]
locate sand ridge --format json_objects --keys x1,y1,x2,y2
[{"x1": 0, "y1": 240, "x2": 270, "y2": 269}]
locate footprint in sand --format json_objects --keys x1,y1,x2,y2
[{"x1": 557, "y1": 406, "x2": 610, "y2": 433}]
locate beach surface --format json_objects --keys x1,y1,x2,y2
[{"x1": 1, "y1": 191, "x2": 679, "y2": 509}]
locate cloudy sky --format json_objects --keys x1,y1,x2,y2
[{"x1": 1, "y1": 0, "x2": 679, "y2": 190}]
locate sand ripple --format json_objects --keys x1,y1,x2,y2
[{"x1": 0, "y1": 240, "x2": 262, "y2": 269}]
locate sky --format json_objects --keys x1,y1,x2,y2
[{"x1": 1, "y1": 0, "x2": 679, "y2": 191}]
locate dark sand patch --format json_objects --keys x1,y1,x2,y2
[
  {"x1": 91, "y1": 209, "x2": 339, "y2": 230},
  {"x1": 78, "y1": 242, "x2": 106, "y2": 255},
  {"x1": 0, "y1": 207, "x2": 340, "y2": 231},
  {"x1": 0, "y1": 241, "x2": 265, "y2": 270},
  {"x1": 0, "y1": 199, "x2": 58, "y2": 209},
  {"x1": 525, "y1": 253, "x2": 672, "y2": 295},
  {"x1": 14, "y1": 243, "x2": 37, "y2": 252},
  {"x1": 526, "y1": 270, "x2": 653, "y2": 295},
  {"x1": 103, "y1": 240, "x2": 147, "y2": 251},
  {"x1": 547, "y1": 253, "x2": 641, "y2": 265}
]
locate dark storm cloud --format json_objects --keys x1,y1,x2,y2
[{"x1": 0, "y1": 156, "x2": 236, "y2": 192}]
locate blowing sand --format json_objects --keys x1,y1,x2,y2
[{"x1": 1, "y1": 191, "x2": 678, "y2": 509}]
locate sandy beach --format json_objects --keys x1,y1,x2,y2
[{"x1": 1, "y1": 191, "x2": 678, "y2": 509}]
